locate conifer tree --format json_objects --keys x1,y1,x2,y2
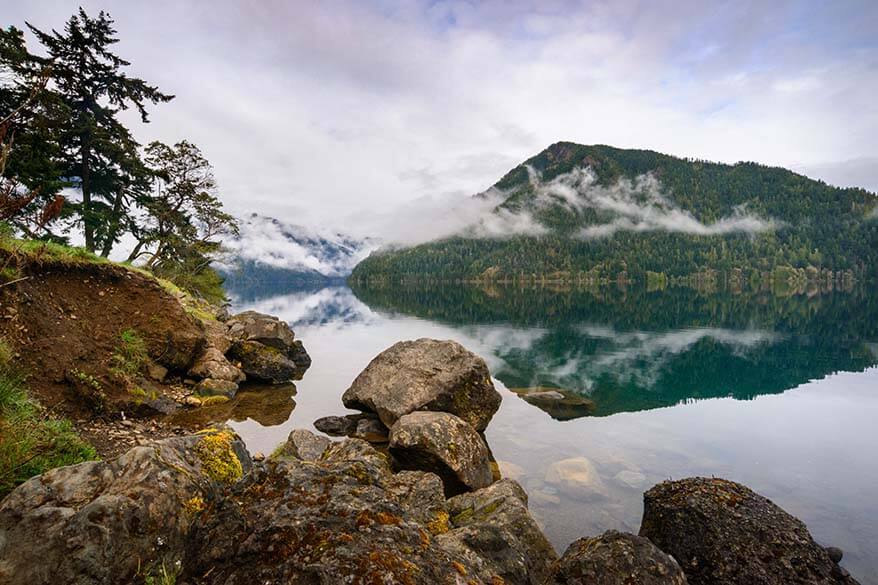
[{"x1": 25, "y1": 9, "x2": 173, "y2": 254}]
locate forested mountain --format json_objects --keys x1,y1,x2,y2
[{"x1": 351, "y1": 143, "x2": 878, "y2": 283}]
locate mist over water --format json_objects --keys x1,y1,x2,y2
[{"x1": 218, "y1": 282, "x2": 878, "y2": 584}]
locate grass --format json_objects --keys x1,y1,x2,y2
[
  {"x1": 0, "y1": 237, "x2": 107, "y2": 266},
  {"x1": 0, "y1": 338, "x2": 97, "y2": 499},
  {"x1": 144, "y1": 561, "x2": 180, "y2": 585},
  {"x1": 110, "y1": 328, "x2": 149, "y2": 383}
]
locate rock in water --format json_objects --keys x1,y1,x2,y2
[
  {"x1": 273, "y1": 428, "x2": 331, "y2": 461},
  {"x1": 0, "y1": 430, "x2": 250, "y2": 585},
  {"x1": 639, "y1": 477, "x2": 860, "y2": 585},
  {"x1": 228, "y1": 339, "x2": 302, "y2": 383},
  {"x1": 547, "y1": 530, "x2": 687, "y2": 584},
  {"x1": 544, "y1": 456, "x2": 608, "y2": 500},
  {"x1": 342, "y1": 338, "x2": 501, "y2": 430},
  {"x1": 438, "y1": 479, "x2": 558, "y2": 584},
  {"x1": 389, "y1": 411, "x2": 493, "y2": 496}
]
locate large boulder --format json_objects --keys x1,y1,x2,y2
[
  {"x1": 0, "y1": 430, "x2": 250, "y2": 585},
  {"x1": 547, "y1": 530, "x2": 687, "y2": 584},
  {"x1": 639, "y1": 477, "x2": 859, "y2": 585},
  {"x1": 342, "y1": 338, "x2": 501, "y2": 430},
  {"x1": 389, "y1": 411, "x2": 493, "y2": 496},
  {"x1": 181, "y1": 437, "x2": 519, "y2": 584},
  {"x1": 227, "y1": 340, "x2": 302, "y2": 383},
  {"x1": 438, "y1": 479, "x2": 558, "y2": 585},
  {"x1": 226, "y1": 310, "x2": 296, "y2": 350}
]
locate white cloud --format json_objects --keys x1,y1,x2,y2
[{"x1": 5, "y1": 0, "x2": 877, "y2": 235}]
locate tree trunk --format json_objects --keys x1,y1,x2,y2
[
  {"x1": 80, "y1": 136, "x2": 94, "y2": 253},
  {"x1": 99, "y1": 190, "x2": 126, "y2": 257}
]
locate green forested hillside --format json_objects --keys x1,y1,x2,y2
[{"x1": 352, "y1": 143, "x2": 878, "y2": 283}]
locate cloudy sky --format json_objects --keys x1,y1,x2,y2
[{"x1": 6, "y1": 0, "x2": 878, "y2": 236}]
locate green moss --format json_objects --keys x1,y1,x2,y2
[
  {"x1": 194, "y1": 430, "x2": 243, "y2": 484},
  {"x1": 199, "y1": 395, "x2": 229, "y2": 406}
]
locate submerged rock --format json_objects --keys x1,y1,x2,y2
[
  {"x1": 639, "y1": 477, "x2": 859, "y2": 585},
  {"x1": 547, "y1": 530, "x2": 687, "y2": 584},
  {"x1": 510, "y1": 386, "x2": 596, "y2": 421},
  {"x1": 389, "y1": 411, "x2": 493, "y2": 496},
  {"x1": 438, "y1": 479, "x2": 558, "y2": 584},
  {"x1": 0, "y1": 430, "x2": 250, "y2": 585},
  {"x1": 544, "y1": 456, "x2": 608, "y2": 501},
  {"x1": 342, "y1": 338, "x2": 501, "y2": 430}
]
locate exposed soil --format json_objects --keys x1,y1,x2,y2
[{"x1": 0, "y1": 253, "x2": 208, "y2": 457}]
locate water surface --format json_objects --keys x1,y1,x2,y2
[{"x1": 222, "y1": 283, "x2": 878, "y2": 582}]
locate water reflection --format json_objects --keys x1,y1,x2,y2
[{"x1": 220, "y1": 282, "x2": 878, "y2": 584}]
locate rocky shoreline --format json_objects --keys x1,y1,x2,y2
[{"x1": 0, "y1": 337, "x2": 860, "y2": 584}]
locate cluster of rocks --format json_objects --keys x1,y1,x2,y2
[
  {"x1": 318, "y1": 338, "x2": 502, "y2": 496},
  {"x1": 0, "y1": 337, "x2": 860, "y2": 584},
  {"x1": 185, "y1": 310, "x2": 311, "y2": 400}
]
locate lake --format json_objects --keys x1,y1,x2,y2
[{"x1": 219, "y1": 281, "x2": 878, "y2": 583}]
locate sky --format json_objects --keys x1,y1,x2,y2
[{"x1": 4, "y1": 0, "x2": 878, "y2": 237}]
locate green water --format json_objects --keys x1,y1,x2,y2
[{"x1": 221, "y1": 282, "x2": 878, "y2": 582}]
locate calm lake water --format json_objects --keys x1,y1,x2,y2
[{"x1": 220, "y1": 282, "x2": 878, "y2": 582}]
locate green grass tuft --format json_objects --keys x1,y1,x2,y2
[{"x1": 0, "y1": 338, "x2": 98, "y2": 499}]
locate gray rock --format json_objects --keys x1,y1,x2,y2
[
  {"x1": 314, "y1": 412, "x2": 388, "y2": 443},
  {"x1": 188, "y1": 346, "x2": 246, "y2": 383},
  {"x1": 273, "y1": 429, "x2": 331, "y2": 461},
  {"x1": 438, "y1": 479, "x2": 558, "y2": 585},
  {"x1": 194, "y1": 377, "x2": 239, "y2": 397},
  {"x1": 181, "y1": 438, "x2": 504, "y2": 584},
  {"x1": 640, "y1": 477, "x2": 860, "y2": 585},
  {"x1": 228, "y1": 340, "x2": 301, "y2": 383},
  {"x1": 313, "y1": 414, "x2": 358, "y2": 436},
  {"x1": 0, "y1": 431, "x2": 250, "y2": 585},
  {"x1": 389, "y1": 411, "x2": 493, "y2": 496},
  {"x1": 826, "y1": 546, "x2": 844, "y2": 564},
  {"x1": 227, "y1": 310, "x2": 296, "y2": 351},
  {"x1": 342, "y1": 338, "x2": 501, "y2": 431},
  {"x1": 201, "y1": 318, "x2": 233, "y2": 354},
  {"x1": 547, "y1": 530, "x2": 687, "y2": 584}
]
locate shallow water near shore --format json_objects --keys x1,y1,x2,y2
[{"x1": 222, "y1": 283, "x2": 878, "y2": 583}]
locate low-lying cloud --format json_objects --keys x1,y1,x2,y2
[
  {"x1": 219, "y1": 214, "x2": 376, "y2": 276},
  {"x1": 352, "y1": 165, "x2": 780, "y2": 246}
]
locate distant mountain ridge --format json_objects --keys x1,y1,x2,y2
[
  {"x1": 352, "y1": 142, "x2": 878, "y2": 283},
  {"x1": 217, "y1": 214, "x2": 374, "y2": 300}
]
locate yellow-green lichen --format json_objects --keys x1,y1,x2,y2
[
  {"x1": 199, "y1": 395, "x2": 230, "y2": 406},
  {"x1": 194, "y1": 430, "x2": 243, "y2": 484},
  {"x1": 426, "y1": 510, "x2": 450, "y2": 535}
]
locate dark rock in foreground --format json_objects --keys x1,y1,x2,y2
[
  {"x1": 640, "y1": 477, "x2": 858, "y2": 585},
  {"x1": 548, "y1": 529, "x2": 687, "y2": 584},
  {"x1": 389, "y1": 411, "x2": 493, "y2": 496},
  {"x1": 0, "y1": 430, "x2": 250, "y2": 585},
  {"x1": 342, "y1": 338, "x2": 501, "y2": 431},
  {"x1": 184, "y1": 432, "x2": 554, "y2": 584},
  {"x1": 440, "y1": 479, "x2": 558, "y2": 584}
]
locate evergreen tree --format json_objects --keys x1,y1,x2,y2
[{"x1": 25, "y1": 9, "x2": 173, "y2": 254}]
